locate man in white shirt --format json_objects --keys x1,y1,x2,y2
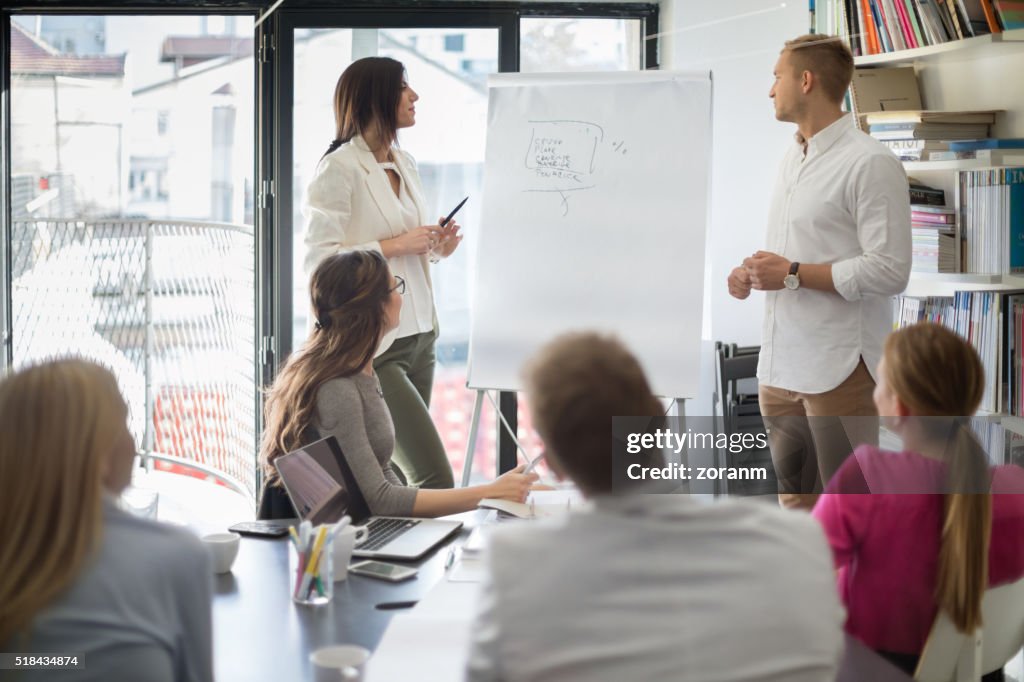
[
  {"x1": 727, "y1": 35, "x2": 911, "y2": 509},
  {"x1": 465, "y1": 332, "x2": 845, "y2": 682}
]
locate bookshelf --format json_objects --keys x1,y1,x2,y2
[
  {"x1": 867, "y1": 27, "x2": 1024, "y2": 418},
  {"x1": 853, "y1": 27, "x2": 1024, "y2": 66}
]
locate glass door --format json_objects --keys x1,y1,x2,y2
[{"x1": 280, "y1": 16, "x2": 510, "y2": 484}]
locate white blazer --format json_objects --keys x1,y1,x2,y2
[{"x1": 302, "y1": 135, "x2": 435, "y2": 355}]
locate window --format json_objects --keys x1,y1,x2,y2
[
  {"x1": 444, "y1": 33, "x2": 464, "y2": 52},
  {"x1": 8, "y1": 13, "x2": 258, "y2": 500}
]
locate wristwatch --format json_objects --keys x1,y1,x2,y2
[{"x1": 783, "y1": 262, "x2": 801, "y2": 290}]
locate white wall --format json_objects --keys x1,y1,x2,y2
[{"x1": 661, "y1": 0, "x2": 807, "y2": 416}]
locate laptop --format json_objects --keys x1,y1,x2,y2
[{"x1": 274, "y1": 435, "x2": 462, "y2": 560}]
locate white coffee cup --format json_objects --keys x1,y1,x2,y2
[
  {"x1": 202, "y1": 532, "x2": 241, "y2": 574},
  {"x1": 331, "y1": 525, "x2": 369, "y2": 582},
  {"x1": 311, "y1": 644, "x2": 369, "y2": 682}
]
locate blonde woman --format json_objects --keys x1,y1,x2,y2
[
  {"x1": 812, "y1": 323, "x2": 1024, "y2": 678},
  {"x1": 0, "y1": 360, "x2": 212, "y2": 682}
]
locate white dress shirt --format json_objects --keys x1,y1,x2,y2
[
  {"x1": 758, "y1": 114, "x2": 911, "y2": 394},
  {"x1": 465, "y1": 494, "x2": 844, "y2": 682},
  {"x1": 302, "y1": 136, "x2": 435, "y2": 356}
]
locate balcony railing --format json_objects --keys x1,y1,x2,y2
[{"x1": 11, "y1": 218, "x2": 257, "y2": 501}]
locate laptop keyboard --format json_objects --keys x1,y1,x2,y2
[{"x1": 361, "y1": 518, "x2": 421, "y2": 551}]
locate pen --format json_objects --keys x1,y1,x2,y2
[
  {"x1": 444, "y1": 545, "x2": 457, "y2": 571},
  {"x1": 440, "y1": 196, "x2": 468, "y2": 228},
  {"x1": 523, "y1": 451, "x2": 545, "y2": 475},
  {"x1": 376, "y1": 600, "x2": 419, "y2": 610}
]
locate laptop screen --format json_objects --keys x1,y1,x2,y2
[{"x1": 274, "y1": 436, "x2": 372, "y2": 526}]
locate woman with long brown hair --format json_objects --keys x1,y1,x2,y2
[
  {"x1": 302, "y1": 56, "x2": 460, "y2": 491},
  {"x1": 812, "y1": 323, "x2": 1024, "y2": 678},
  {"x1": 0, "y1": 360, "x2": 212, "y2": 681},
  {"x1": 259, "y1": 250, "x2": 535, "y2": 519}
]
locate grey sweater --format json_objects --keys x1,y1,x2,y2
[
  {"x1": 314, "y1": 373, "x2": 417, "y2": 517},
  {"x1": 10, "y1": 499, "x2": 213, "y2": 682}
]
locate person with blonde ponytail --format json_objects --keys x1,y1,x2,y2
[
  {"x1": 812, "y1": 323, "x2": 1024, "y2": 678},
  {"x1": 0, "y1": 359, "x2": 212, "y2": 682},
  {"x1": 258, "y1": 250, "x2": 536, "y2": 520},
  {"x1": 302, "y1": 56, "x2": 461, "y2": 491}
]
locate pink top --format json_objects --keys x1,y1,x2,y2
[{"x1": 812, "y1": 445, "x2": 1024, "y2": 654}]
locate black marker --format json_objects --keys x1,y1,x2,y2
[
  {"x1": 375, "y1": 600, "x2": 419, "y2": 610},
  {"x1": 440, "y1": 196, "x2": 469, "y2": 227}
]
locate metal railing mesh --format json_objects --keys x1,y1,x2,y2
[{"x1": 11, "y1": 219, "x2": 257, "y2": 500}]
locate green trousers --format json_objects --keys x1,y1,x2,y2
[{"x1": 373, "y1": 329, "x2": 454, "y2": 489}]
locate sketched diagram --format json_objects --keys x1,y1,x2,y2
[{"x1": 524, "y1": 120, "x2": 608, "y2": 216}]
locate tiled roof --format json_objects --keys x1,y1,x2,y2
[
  {"x1": 160, "y1": 36, "x2": 253, "y2": 61},
  {"x1": 11, "y1": 23, "x2": 125, "y2": 77}
]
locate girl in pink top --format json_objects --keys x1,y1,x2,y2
[{"x1": 812, "y1": 323, "x2": 1024, "y2": 679}]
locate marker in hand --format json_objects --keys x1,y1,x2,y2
[
  {"x1": 441, "y1": 196, "x2": 469, "y2": 228},
  {"x1": 430, "y1": 196, "x2": 468, "y2": 263}
]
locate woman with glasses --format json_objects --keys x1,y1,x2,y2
[
  {"x1": 302, "y1": 56, "x2": 461, "y2": 490},
  {"x1": 259, "y1": 251, "x2": 536, "y2": 519}
]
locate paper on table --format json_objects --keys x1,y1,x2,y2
[
  {"x1": 364, "y1": 612, "x2": 474, "y2": 682},
  {"x1": 365, "y1": 580, "x2": 481, "y2": 682},
  {"x1": 478, "y1": 488, "x2": 585, "y2": 519},
  {"x1": 447, "y1": 558, "x2": 486, "y2": 583}
]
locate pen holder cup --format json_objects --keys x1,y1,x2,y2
[{"x1": 289, "y1": 531, "x2": 334, "y2": 606}]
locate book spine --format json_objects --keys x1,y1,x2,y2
[
  {"x1": 895, "y1": 0, "x2": 920, "y2": 46},
  {"x1": 855, "y1": 0, "x2": 870, "y2": 52},
  {"x1": 1009, "y1": 168, "x2": 1024, "y2": 273},
  {"x1": 882, "y1": 0, "x2": 909, "y2": 48},
  {"x1": 902, "y1": 0, "x2": 928, "y2": 44},
  {"x1": 980, "y1": 0, "x2": 1003, "y2": 31},
  {"x1": 844, "y1": 0, "x2": 861, "y2": 54},
  {"x1": 910, "y1": 187, "x2": 947, "y2": 205},
  {"x1": 863, "y1": 0, "x2": 883, "y2": 51},
  {"x1": 942, "y1": 0, "x2": 966, "y2": 38},
  {"x1": 954, "y1": 0, "x2": 978, "y2": 35},
  {"x1": 869, "y1": 0, "x2": 895, "y2": 50}
]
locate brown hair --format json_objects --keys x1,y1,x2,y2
[
  {"x1": 782, "y1": 34, "x2": 854, "y2": 104},
  {"x1": 523, "y1": 332, "x2": 663, "y2": 495},
  {"x1": 883, "y1": 323, "x2": 991, "y2": 633},
  {"x1": 0, "y1": 359, "x2": 127, "y2": 642},
  {"x1": 260, "y1": 250, "x2": 392, "y2": 484},
  {"x1": 324, "y1": 56, "x2": 405, "y2": 157}
]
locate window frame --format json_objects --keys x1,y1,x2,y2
[{"x1": 0, "y1": 0, "x2": 658, "y2": 485}]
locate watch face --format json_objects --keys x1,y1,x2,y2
[{"x1": 783, "y1": 274, "x2": 799, "y2": 290}]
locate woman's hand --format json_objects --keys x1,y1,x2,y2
[
  {"x1": 433, "y1": 218, "x2": 463, "y2": 258},
  {"x1": 382, "y1": 226, "x2": 441, "y2": 257},
  {"x1": 487, "y1": 465, "x2": 540, "y2": 504}
]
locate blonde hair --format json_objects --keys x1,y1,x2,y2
[
  {"x1": 0, "y1": 359, "x2": 128, "y2": 642},
  {"x1": 524, "y1": 332, "x2": 663, "y2": 495},
  {"x1": 783, "y1": 34, "x2": 854, "y2": 104},
  {"x1": 883, "y1": 323, "x2": 991, "y2": 633}
]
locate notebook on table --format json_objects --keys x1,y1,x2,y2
[{"x1": 274, "y1": 436, "x2": 462, "y2": 560}]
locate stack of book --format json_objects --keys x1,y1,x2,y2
[
  {"x1": 911, "y1": 205, "x2": 957, "y2": 272},
  {"x1": 824, "y1": 0, "x2": 1020, "y2": 57},
  {"x1": 960, "y1": 166, "x2": 1024, "y2": 273},
  {"x1": 928, "y1": 138, "x2": 1024, "y2": 163},
  {"x1": 866, "y1": 111, "x2": 998, "y2": 157}
]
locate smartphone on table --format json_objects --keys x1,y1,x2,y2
[{"x1": 349, "y1": 560, "x2": 418, "y2": 582}]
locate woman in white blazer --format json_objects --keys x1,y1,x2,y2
[{"x1": 301, "y1": 56, "x2": 461, "y2": 489}]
